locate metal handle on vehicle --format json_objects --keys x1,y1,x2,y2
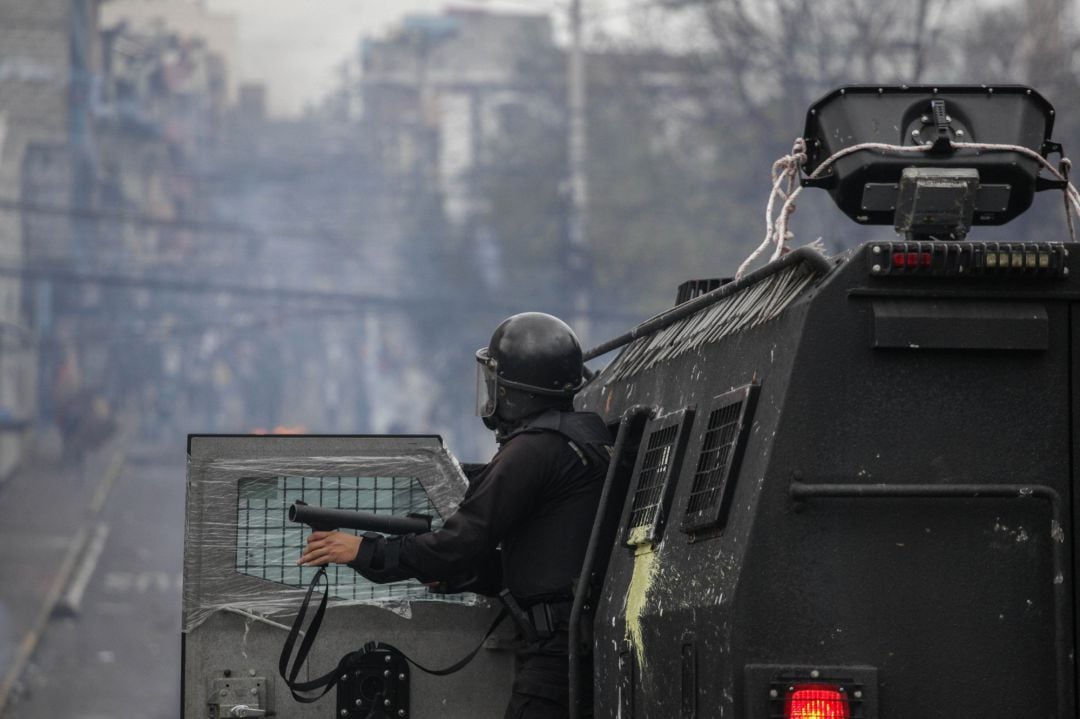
[{"x1": 229, "y1": 705, "x2": 267, "y2": 718}]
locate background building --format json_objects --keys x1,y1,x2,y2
[{"x1": 0, "y1": 0, "x2": 102, "y2": 478}]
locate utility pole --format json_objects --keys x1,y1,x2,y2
[{"x1": 567, "y1": 0, "x2": 591, "y2": 341}]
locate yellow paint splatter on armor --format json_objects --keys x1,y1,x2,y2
[{"x1": 624, "y1": 540, "x2": 658, "y2": 669}]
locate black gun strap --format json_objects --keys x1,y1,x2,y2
[
  {"x1": 402, "y1": 605, "x2": 507, "y2": 676},
  {"x1": 279, "y1": 567, "x2": 509, "y2": 703},
  {"x1": 279, "y1": 565, "x2": 342, "y2": 703}
]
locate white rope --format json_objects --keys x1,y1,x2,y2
[
  {"x1": 1060, "y1": 157, "x2": 1075, "y2": 241},
  {"x1": 735, "y1": 138, "x2": 1080, "y2": 280},
  {"x1": 953, "y1": 141, "x2": 1080, "y2": 221},
  {"x1": 736, "y1": 138, "x2": 808, "y2": 280}
]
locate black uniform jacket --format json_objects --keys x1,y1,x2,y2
[{"x1": 349, "y1": 410, "x2": 612, "y2": 602}]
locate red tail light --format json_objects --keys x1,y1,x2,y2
[{"x1": 785, "y1": 684, "x2": 851, "y2": 719}]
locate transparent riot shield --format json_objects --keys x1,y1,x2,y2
[{"x1": 183, "y1": 435, "x2": 515, "y2": 719}]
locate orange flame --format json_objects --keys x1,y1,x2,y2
[{"x1": 251, "y1": 425, "x2": 308, "y2": 435}]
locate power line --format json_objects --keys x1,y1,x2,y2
[
  {"x1": 0, "y1": 263, "x2": 645, "y2": 324},
  {"x1": 0, "y1": 262, "x2": 434, "y2": 309},
  {"x1": 0, "y1": 198, "x2": 290, "y2": 241},
  {"x1": 0, "y1": 196, "x2": 431, "y2": 256},
  {"x1": 0, "y1": 183, "x2": 598, "y2": 239},
  {"x1": 13, "y1": 309, "x2": 329, "y2": 349}
]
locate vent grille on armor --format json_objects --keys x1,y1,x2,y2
[
  {"x1": 625, "y1": 409, "x2": 695, "y2": 546},
  {"x1": 628, "y1": 424, "x2": 679, "y2": 530},
  {"x1": 686, "y1": 404, "x2": 741, "y2": 512},
  {"x1": 675, "y1": 278, "x2": 727, "y2": 305},
  {"x1": 682, "y1": 384, "x2": 759, "y2": 533}
]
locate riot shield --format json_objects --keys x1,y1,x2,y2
[{"x1": 183, "y1": 434, "x2": 515, "y2": 719}]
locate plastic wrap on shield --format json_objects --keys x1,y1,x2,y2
[{"x1": 183, "y1": 437, "x2": 482, "y2": 633}]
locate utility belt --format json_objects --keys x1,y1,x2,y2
[{"x1": 498, "y1": 589, "x2": 573, "y2": 643}]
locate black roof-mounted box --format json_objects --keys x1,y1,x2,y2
[{"x1": 802, "y1": 85, "x2": 1059, "y2": 230}]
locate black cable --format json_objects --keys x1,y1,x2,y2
[
  {"x1": 0, "y1": 263, "x2": 645, "y2": 324},
  {"x1": 0, "y1": 198, "x2": 300, "y2": 241}
]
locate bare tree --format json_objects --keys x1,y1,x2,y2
[{"x1": 643, "y1": 0, "x2": 954, "y2": 140}]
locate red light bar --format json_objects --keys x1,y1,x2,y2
[{"x1": 786, "y1": 684, "x2": 851, "y2": 719}]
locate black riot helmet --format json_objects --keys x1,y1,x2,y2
[{"x1": 475, "y1": 312, "x2": 585, "y2": 426}]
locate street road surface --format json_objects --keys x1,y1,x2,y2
[{"x1": 2, "y1": 455, "x2": 184, "y2": 719}]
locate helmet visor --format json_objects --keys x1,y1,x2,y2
[{"x1": 475, "y1": 348, "x2": 498, "y2": 417}]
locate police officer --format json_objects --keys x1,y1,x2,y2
[{"x1": 298, "y1": 312, "x2": 612, "y2": 718}]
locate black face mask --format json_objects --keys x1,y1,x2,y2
[
  {"x1": 485, "y1": 399, "x2": 574, "y2": 444},
  {"x1": 483, "y1": 388, "x2": 536, "y2": 441},
  {"x1": 483, "y1": 401, "x2": 522, "y2": 443},
  {"x1": 487, "y1": 415, "x2": 524, "y2": 444}
]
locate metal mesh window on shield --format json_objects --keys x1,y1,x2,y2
[
  {"x1": 235, "y1": 476, "x2": 439, "y2": 601},
  {"x1": 627, "y1": 423, "x2": 680, "y2": 531}
]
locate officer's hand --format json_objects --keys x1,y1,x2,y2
[{"x1": 297, "y1": 530, "x2": 362, "y2": 566}]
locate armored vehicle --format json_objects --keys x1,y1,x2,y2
[{"x1": 183, "y1": 85, "x2": 1079, "y2": 718}]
